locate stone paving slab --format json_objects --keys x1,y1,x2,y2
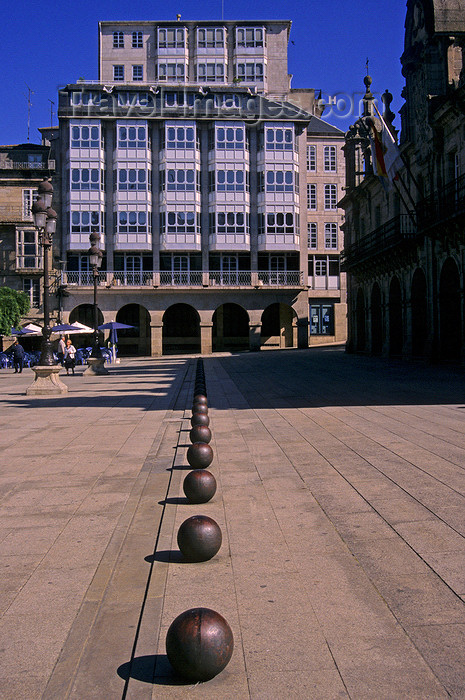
[{"x1": 0, "y1": 349, "x2": 465, "y2": 698}]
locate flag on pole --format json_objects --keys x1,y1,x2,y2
[{"x1": 367, "y1": 112, "x2": 404, "y2": 186}]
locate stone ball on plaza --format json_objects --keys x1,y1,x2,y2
[
  {"x1": 183, "y1": 469, "x2": 217, "y2": 503},
  {"x1": 166, "y1": 607, "x2": 233, "y2": 681},
  {"x1": 193, "y1": 393, "x2": 208, "y2": 406},
  {"x1": 187, "y1": 442, "x2": 213, "y2": 469},
  {"x1": 191, "y1": 412, "x2": 210, "y2": 428},
  {"x1": 193, "y1": 389, "x2": 208, "y2": 400},
  {"x1": 189, "y1": 424, "x2": 212, "y2": 444},
  {"x1": 177, "y1": 514, "x2": 222, "y2": 562},
  {"x1": 192, "y1": 403, "x2": 208, "y2": 415}
]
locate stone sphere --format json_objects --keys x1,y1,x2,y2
[
  {"x1": 191, "y1": 412, "x2": 210, "y2": 428},
  {"x1": 166, "y1": 607, "x2": 233, "y2": 681},
  {"x1": 177, "y1": 515, "x2": 222, "y2": 562},
  {"x1": 183, "y1": 469, "x2": 217, "y2": 503},
  {"x1": 194, "y1": 387, "x2": 207, "y2": 397},
  {"x1": 192, "y1": 403, "x2": 208, "y2": 415},
  {"x1": 194, "y1": 385, "x2": 206, "y2": 396},
  {"x1": 189, "y1": 424, "x2": 212, "y2": 444},
  {"x1": 187, "y1": 442, "x2": 213, "y2": 469}
]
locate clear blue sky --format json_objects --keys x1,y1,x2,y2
[{"x1": 1, "y1": 0, "x2": 407, "y2": 144}]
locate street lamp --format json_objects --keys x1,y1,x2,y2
[
  {"x1": 84, "y1": 230, "x2": 108, "y2": 375},
  {"x1": 26, "y1": 178, "x2": 68, "y2": 395},
  {"x1": 88, "y1": 230, "x2": 103, "y2": 358},
  {"x1": 31, "y1": 178, "x2": 57, "y2": 365}
]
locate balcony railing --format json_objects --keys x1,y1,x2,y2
[
  {"x1": 209, "y1": 271, "x2": 252, "y2": 286},
  {"x1": 66, "y1": 271, "x2": 107, "y2": 286},
  {"x1": 0, "y1": 160, "x2": 49, "y2": 170},
  {"x1": 257, "y1": 271, "x2": 303, "y2": 286},
  {"x1": 159, "y1": 271, "x2": 203, "y2": 286},
  {"x1": 341, "y1": 214, "x2": 416, "y2": 270},
  {"x1": 61, "y1": 270, "x2": 304, "y2": 288},
  {"x1": 113, "y1": 272, "x2": 154, "y2": 286},
  {"x1": 416, "y1": 172, "x2": 465, "y2": 232}
]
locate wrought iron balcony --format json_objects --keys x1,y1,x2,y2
[
  {"x1": 341, "y1": 214, "x2": 416, "y2": 271},
  {"x1": 416, "y1": 172, "x2": 465, "y2": 234},
  {"x1": 62, "y1": 270, "x2": 303, "y2": 288}
]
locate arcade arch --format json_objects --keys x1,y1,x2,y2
[
  {"x1": 212, "y1": 303, "x2": 249, "y2": 352},
  {"x1": 261, "y1": 303, "x2": 296, "y2": 348},
  {"x1": 163, "y1": 304, "x2": 201, "y2": 355}
]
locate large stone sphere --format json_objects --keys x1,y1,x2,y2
[
  {"x1": 191, "y1": 412, "x2": 210, "y2": 428},
  {"x1": 194, "y1": 385, "x2": 206, "y2": 396},
  {"x1": 183, "y1": 469, "x2": 217, "y2": 503},
  {"x1": 192, "y1": 403, "x2": 208, "y2": 415},
  {"x1": 193, "y1": 397, "x2": 208, "y2": 405},
  {"x1": 194, "y1": 389, "x2": 207, "y2": 399},
  {"x1": 166, "y1": 607, "x2": 233, "y2": 681},
  {"x1": 189, "y1": 424, "x2": 212, "y2": 444},
  {"x1": 187, "y1": 442, "x2": 213, "y2": 469},
  {"x1": 177, "y1": 515, "x2": 222, "y2": 562}
]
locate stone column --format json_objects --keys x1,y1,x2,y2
[
  {"x1": 151, "y1": 324, "x2": 163, "y2": 356},
  {"x1": 297, "y1": 318, "x2": 309, "y2": 349},
  {"x1": 249, "y1": 322, "x2": 262, "y2": 351},
  {"x1": 200, "y1": 323, "x2": 213, "y2": 355}
]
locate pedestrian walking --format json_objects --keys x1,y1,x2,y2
[
  {"x1": 64, "y1": 339, "x2": 76, "y2": 375},
  {"x1": 57, "y1": 335, "x2": 66, "y2": 366},
  {"x1": 12, "y1": 338, "x2": 25, "y2": 373}
]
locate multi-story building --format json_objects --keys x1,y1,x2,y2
[
  {"x1": 341, "y1": 0, "x2": 465, "y2": 363},
  {"x1": 51, "y1": 18, "x2": 346, "y2": 355},
  {"x1": 305, "y1": 117, "x2": 346, "y2": 343},
  {"x1": 0, "y1": 143, "x2": 54, "y2": 339}
]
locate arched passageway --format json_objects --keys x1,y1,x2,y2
[
  {"x1": 389, "y1": 276, "x2": 403, "y2": 357},
  {"x1": 69, "y1": 304, "x2": 104, "y2": 348},
  {"x1": 411, "y1": 268, "x2": 428, "y2": 357},
  {"x1": 114, "y1": 304, "x2": 151, "y2": 356},
  {"x1": 163, "y1": 304, "x2": 200, "y2": 355},
  {"x1": 439, "y1": 257, "x2": 461, "y2": 362},
  {"x1": 213, "y1": 303, "x2": 249, "y2": 352},
  {"x1": 355, "y1": 288, "x2": 366, "y2": 352},
  {"x1": 261, "y1": 303, "x2": 295, "y2": 348},
  {"x1": 370, "y1": 283, "x2": 382, "y2": 355},
  {"x1": 69, "y1": 304, "x2": 103, "y2": 329}
]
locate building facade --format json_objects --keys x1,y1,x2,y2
[
  {"x1": 0, "y1": 144, "x2": 54, "y2": 337},
  {"x1": 341, "y1": 0, "x2": 465, "y2": 363},
  {"x1": 50, "y1": 19, "x2": 346, "y2": 355}
]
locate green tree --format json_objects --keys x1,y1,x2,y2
[{"x1": 0, "y1": 287, "x2": 31, "y2": 336}]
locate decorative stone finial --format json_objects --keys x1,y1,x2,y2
[{"x1": 382, "y1": 89, "x2": 395, "y2": 125}]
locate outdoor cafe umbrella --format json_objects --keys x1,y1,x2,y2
[
  {"x1": 63, "y1": 322, "x2": 94, "y2": 334},
  {"x1": 51, "y1": 323, "x2": 80, "y2": 333},
  {"x1": 98, "y1": 321, "x2": 134, "y2": 363},
  {"x1": 11, "y1": 327, "x2": 37, "y2": 336},
  {"x1": 21, "y1": 323, "x2": 43, "y2": 335}
]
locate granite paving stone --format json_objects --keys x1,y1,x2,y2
[{"x1": 1, "y1": 349, "x2": 465, "y2": 698}]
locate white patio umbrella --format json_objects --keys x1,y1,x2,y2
[
  {"x1": 22, "y1": 323, "x2": 43, "y2": 336},
  {"x1": 66, "y1": 322, "x2": 94, "y2": 334}
]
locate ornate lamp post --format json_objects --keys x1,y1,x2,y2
[
  {"x1": 26, "y1": 178, "x2": 68, "y2": 395},
  {"x1": 84, "y1": 230, "x2": 108, "y2": 375}
]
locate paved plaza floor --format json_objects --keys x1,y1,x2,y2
[{"x1": 1, "y1": 346, "x2": 465, "y2": 699}]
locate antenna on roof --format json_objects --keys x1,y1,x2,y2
[
  {"x1": 48, "y1": 99, "x2": 55, "y2": 129},
  {"x1": 25, "y1": 83, "x2": 34, "y2": 142},
  {"x1": 221, "y1": 0, "x2": 224, "y2": 20}
]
